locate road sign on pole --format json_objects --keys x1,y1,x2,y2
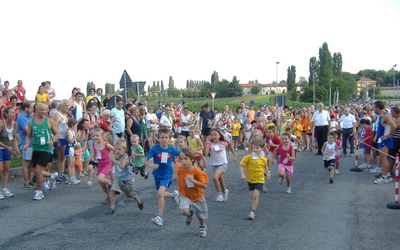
[{"x1": 210, "y1": 92, "x2": 216, "y2": 110}]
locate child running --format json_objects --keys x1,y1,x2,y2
[
  {"x1": 130, "y1": 134, "x2": 149, "y2": 182},
  {"x1": 106, "y1": 139, "x2": 143, "y2": 215},
  {"x1": 333, "y1": 131, "x2": 342, "y2": 174},
  {"x1": 90, "y1": 128, "x2": 114, "y2": 205},
  {"x1": 144, "y1": 128, "x2": 180, "y2": 226},
  {"x1": 204, "y1": 128, "x2": 236, "y2": 202},
  {"x1": 230, "y1": 117, "x2": 241, "y2": 151},
  {"x1": 359, "y1": 119, "x2": 373, "y2": 171},
  {"x1": 321, "y1": 132, "x2": 339, "y2": 184},
  {"x1": 271, "y1": 133, "x2": 296, "y2": 193},
  {"x1": 240, "y1": 138, "x2": 270, "y2": 220},
  {"x1": 175, "y1": 147, "x2": 209, "y2": 237},
  {"x1": 187, "y1": 126, "x2": 206, "y2": 170}
]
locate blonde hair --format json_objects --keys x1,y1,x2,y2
[
  {"x1": 113, "y1": 138, "x2": 127, "y2": 150},
  {"x1": 102, "y1": 132, "x2": 112, "y2": 143},
  {"x1": 177, "y1": 135, "x2": 187, "y2": 143},
  {"x1": 130, "y1": 134, "x2": 140, "y2": 141},
  {"x1": 189, "y1": 125, "x2": 200, "y2": 135}
]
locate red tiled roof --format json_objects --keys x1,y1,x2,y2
[{"x1": 357, "y1": 77, "x2": 376, "y2": 83}]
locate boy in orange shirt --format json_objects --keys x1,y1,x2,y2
[{"x1": 175, "y1": 147, "x2": 209, "y2": 237}]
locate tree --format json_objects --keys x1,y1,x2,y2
[
  {"x1": 299, "y1": 85, "x2": 327, "y2": 103},
  {"x1": 228, "y1": 76, "x2": 243, "y2": 97},
  {"x1": 308, "y1": 57, "x2": 319, "y2": 87},
  {"x1": 250, "y1": 85, "x2": 262, "y2": 95},
  {"x1": 105, "y1": 83, "x2": 115, "y2": 94},
  {"x1": 86, "y1": 82, "x2": 95, "y2": 96},
  {"x1": 332, "y1": 52, "x2": 343, "y2": 78},
  {"x1": 161, "y1": 80, "x2": 164, "y2": 91},
  {"x1": 211, "y1": 71, "x2": 219, "y2": 86},
  {"x1": 286, "y1": 65, "x2": 296, "y2": 92},
  {"x1": 318, "y1": 42, "x2": 333, "y2": 89},
  {"x1": 169, "y1": 76, "x2": 174, "y2": 89}
]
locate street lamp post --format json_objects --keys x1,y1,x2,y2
[
  {"x1": 329, "y1": 79, "x2": 332, "y2": 107},
  {"x1": 276, "y1": 62, "x2": 280, "y2": 104},
  {"x1": 393, "y1": 64, "x2": 397, "y2": 101},
  {"x1": 313, "y1": 73, "x2": 315, "y2": 106}
]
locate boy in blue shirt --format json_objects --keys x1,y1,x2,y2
[{"x1": 145, "y1": 128, "x2": 180, "y2": 226}]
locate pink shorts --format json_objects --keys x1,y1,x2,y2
[
  {"x1": 335, "y1": 155, "x2": 340, "y2": 163},
  {"x1": 98, "y1": 163, "x2": 112, "y2": 176},
  {"x1": 278, "y1": 164, "x2": 293, "y2": 176}
]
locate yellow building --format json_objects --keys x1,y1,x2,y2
[{"x1": 356, "y1": 77, "x2": 376, "y2": 97}]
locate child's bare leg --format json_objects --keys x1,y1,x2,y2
[
  {"x1": 157, "y1": 186, "x2": 167, "y2": 216},
  {"x1": 250, "y1": 190, "x2": 260, "y2": 211},
  {"x1": 286, "y1": 174, "x2": 292, "y2": 187},
  {"x1": 213, "y1": 169, "x2": 224, "y2": 192},
  {"x1": 109, "y1": 191, "x2": 116, "y2": 210}
]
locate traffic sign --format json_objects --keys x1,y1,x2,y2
[
  {"x1": 250, "y1": 100, "x2": 255, "y2": 106},
  {"x1": 210, "y1": 92, "x2": 216, "y2": 99}
]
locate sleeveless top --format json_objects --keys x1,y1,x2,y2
[
  {"x1": 35, "y1": 93, "x2": 48, "y2": 103},
  {"x1": 113, "y1": 153, "x2": 133, "y2": 181},
  {"x1": 377, "y1": 112, "x2": 393, "y2": 148},
  {"x1": 93, "y1": 142, "x2": 112, "y2": 166},
  {"x1": 278, "y1": 144, "x2": 294, "y2": 166},
  {"x1": 57, "y1": 111, "x2": 68, "y2": 139},
  {"x1": 393, "y1": 119, "x2": 400, "y2": 139},
  {"x1": 86, "y1": 113, "x2": 98, "y2": 137},
  {"x1": 126, "y1": 116, "x2": 141, "y2": 138},
  {"x1": 32, "y1": 117, "x2": 53, "y2": 153},
  {"x1": 0, "y1": 120, "x2": 16, "y2": 148},
  {"x1": 323, "y1": 141, "x2": 337, "y2": 160}
]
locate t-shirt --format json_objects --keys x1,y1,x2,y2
[
  {"x1": 266, "y1": 135, "x2": 282, "y2": 154},
  {"x1": 17, "y1": 112, "x2": 33, "y2": 147},
  {"x1": 292, "y1": 123, "x2": 303, "y2": 137},
  {"x1": 111, "y1": 108, "x2": 125, "y2": 134},
  {"x1": 208, "y1": 141, "x2": 229, "y2": 165},
  {"x1": 230, "y1": 122, "x2": 241, "y2": 136},
  {"x1": 362, "y1": 126, "x2": 373, "y2": 146},
  {"x1": 240, "y1": 154, "x2": 267, "y2": 184},
  {"x1": 146, "y1": 144, "x2": 180, "y2": 179},
  {"x1": 199, "y1": 109, "x2": 214, "y2": 128},
  {"x1": 113, "y1": 153, "x2": 133, "y2": 181},
  {"x1": 131, "y1": 144, "x2": 145, "y2": 167},
  {"x1": 174, "y1": 163, "x2": 208, "y2": 202}
]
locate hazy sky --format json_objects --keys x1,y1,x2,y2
[{"x1": 1, "y1": 0, "x2": 399, "y2": 100}]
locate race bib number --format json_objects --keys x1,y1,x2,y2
[
  {"x1": 161, "y1": 152, "x2": 169, "y2": 163},
  {"x1": 283, "y1": 158, "x2": 289, "y2": 164},
  {"x1": 40, "y1": 137, "x2": 46, "y2": 145},
  {"x1": 185, "y1": 178, "x2": 195, "y2": 188},
  {"x1": 252, "y1": 152, "x2": 259, "y2": 160},
  {"x1": 96, "y1": 151, "x2": 102, "y2": 160},
  {"x1": 8, "y1": 133, "x2": 13, "y2": 141},
  {"x1": 213, "y1": 145, "x2": 221, "y2": 151}
]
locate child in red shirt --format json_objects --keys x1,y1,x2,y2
[
  {"x1": 359, "y1": 119, "x2": 373, "y2": 171},
  {"x1": 265, "y1": 125, "x2": 282, "y2": 163}
]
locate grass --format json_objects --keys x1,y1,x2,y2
[{"x1": 11, "y1": 157, "x2": 22, "y2": 168}]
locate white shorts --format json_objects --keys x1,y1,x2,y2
[
  {"x1": 20, "y1": 146, "x2": 33, "y2": 161},
  {"x1": 179, "y1": 196, "x2": 208, "y2": 220},
  {"x1": 174, "y1": 125, "x2": 182, "y2": 133}
]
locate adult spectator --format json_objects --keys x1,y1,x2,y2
[
  {"x1": 0, "y1": 106, "x2": 21, "y2": 199},
  {"x1": 44, "y1": 81, "x2": 56, "y2": 102},
  {"x1": 126, "y1": 106, "x2": 141, "y2": 156},
  {"x1": 35, "y1": 86, "x2": 50, "y2": 106},
  {"x1": 145, "y1": 105, "x2": 158, "y2": 148},
  {"x1": 9, "y1": 96, "x2": 19, "y2": 120},
  {"x1": 173, "y1": 104, "x2": 182, "y2": 137},
  {"x1": 180, "y1": 106, "x2": 195, "y2": 137},
  {"x1": 24, "y1": 102, "x2": 59, "y2": 200},
  {"x1": 95, "y1": 88, "x2": 103, "y2": 102},
  {"x1": 156, "y1": 101, "x2": 164, "y2": 113},
  {"x1": 388, "y1": 106, "x2": 400, "y2": 174},
  {"x1": 235, "y1": 106, "x2": 245, "y2": 144},
  {"x1": 111, "y1": 98, "x2": 125, "y2": 142},
  {"x1": 103, "y1": 92, "x2": 110, "y2": 109},
  {"x1": 247, "y1": 105, "x2": 256, "y2": 123},
  {"x1": 49, "y1": 100, "x2": 60, "y2": 118},
  {"x1": 338, "y1": 108, "x2": 357, "y2": 157},
  {"x1": 199, "y1": 103, "x2": 215, "y2": 142},
  {"x1": 99, "y1": 109, "x2": 114, "y2": 133},
  {"x1": 159, "y1": 104, "x2": 174, "y2": 131},
  {"x1": 373, "y1": 101, "x2": 396, "y2": 184},
  {"x1": 89, "y1": 97, "x2": 102, "y2": 117},
  {"x1": 139, "y1": 105, "x2": 148, "y2": 149},
  {"x1": 10, "y1": 80, "x2": 26, "y2": 106},
  {"x1": 71, "y1": 92, "x2": 85, "y2": 121},
  {"x1": 52, "y1": 99, "x2": 70, "y2": 183},
  {"x1": 86, "y1": 88, "x2": 96, "y2": 104},
  {"x1": 312, "y1": 102, "x2": 330, "y2": 155},
  {"x1": 17, "y1": 102, "x2": 34, "y2": 189},
  {"x1": 69, "y1": 87, "x2": 78, "y2": 102}
]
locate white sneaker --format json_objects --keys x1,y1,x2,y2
[
  {"x1": 374, "y1": 176, "x2": 390, "y2": 184},
  {"x1": 278, "y1": 177, "x2": 284, "y2": 185},
  {"x1": 358, "y1": 163, "x2": 367, "y2": 169},
  {"x1": 33, "y1": 190, "x2": 44, "y2": 200},
  {"x1": 0, "y1": 192, "x2": 5, "y2": 200},
  {"x1": 42, "y1": 182, "x2": 51, "y2": 191},
  {"x1": 248, "y1": 211, "x2": 255, "y2": 220},
  {"x1": 286, "y1": 187, "x2": 291, "y2": 194},
  {"x1": 151, "y1": 215, "x2": 163, "y2": 226},
  {"x1": 68, "y1": 177, "x2": 81, "y2": 185},
  {"x1": 335, "y1": 170, "x2": 340, "y2": 175},
  {"x1": 216, "y1": 193, "x2": 224, "y2": 202},
  {"x1": 2, "y1": 188, "x2": 14, "y2": 197},
  {"x1": 172, "y1": 190, "x2": 180, "y2": 206},
  {"x1": 87, "y1": 180, "x2": 93, "y2": 186},
  {"x1": 48, "y1": 172, "x2": 58, "y2": 189},
  {"x1": 223, "y1": 189, "x2": 229, "y2": 201},
  {"x1": 370, "y1": 167, "x2": 382, "y2": 173},
  {"x1": 245, "y1": 147, "x2": 248, "y2": 151}
]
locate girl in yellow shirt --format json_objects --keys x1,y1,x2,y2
[{"x1": 35, "y1": 86, "x2": 50, "y2": 105}]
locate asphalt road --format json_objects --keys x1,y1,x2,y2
[{"x1": 1, "y1": 148, "x2": 399, "y2": 250}]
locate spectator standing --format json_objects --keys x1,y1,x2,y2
[{"x1": 312, "y1": 103, "x2": 330, "y2": 155}]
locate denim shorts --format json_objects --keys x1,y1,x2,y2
[{"x1": 212, "y1": 163, "x2": 228, "y2": 173}]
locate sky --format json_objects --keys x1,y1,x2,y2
[{"x1": 1, "y1": 0, "x2": 399, "y2": 100}]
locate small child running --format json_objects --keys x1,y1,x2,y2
[
  {"x1": 321, "y1": 132, "x2": 340, "y2": 184},
  {"x1": 106, "y1": 139, "x2": 143, "y2": 215},
  {"x1": 271, "y1": 133, "x2": 296, "y2": 193},
  {"x1": 175, "y1": 147, "x2": 209, "y2": 237},
  {"x1": 130, "y1": 134, "x2": 149, "y2": 182},
  {"x1": 144, "y1": 128, "x2": 181, "y2": 226},
  {"x1": 240, "y1": 138, "x2": 270, "y2": 220}
]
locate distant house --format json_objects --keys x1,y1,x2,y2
[
  {"x1": 240, "y1": 83, "x2": 300, "y2": 96},
  {"x1": 356, "y1": 77, "x2": 377, "y2": 97}
]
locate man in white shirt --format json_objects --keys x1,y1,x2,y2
[
  {"x1": 180, "y1": 107, "x2": 195, "y2": 137},
  {"x1": 338, "y1": 108, "x2": 357, "y2": 156},
  {"x1": 312, "y1": 102, "x2": 330, "y2": 155}
]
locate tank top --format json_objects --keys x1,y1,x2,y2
[
  {"x1": 93, "y1": 142, "x2": 112, "y2": 166},
  {"x1": 377, "y1": 112, "x2": 393, "y2": 146},
  {"x1": 0, "y1": 120, "x2": 15, "y2": 148},
  {"x1": 57, "y1": 111, "x2": 68, "y2": 139},
  {"x1": 278, "y1": 144, "x2": 294, "y2": 166},
  {"x1": 323, "y1": 141, "x2": 336, "y2": 160},
  {"x1": 86, "y1": 113, "x2": 98, "y2": 137},
  {"x1": 114, "y1": 153, "x2": 133, "y2": 181},
  {"x1": 35, "y1": 93, "x2": 48, "y2": 103},
  {"x1": 393, "y1": 120, "x2": 400, "y2": 139},
  {"x1": 188, "y1": 135, "x2": 201, "y2": 156},
  {"x1": 32, "y1": 117, "x2": 53, "y2": 153}
]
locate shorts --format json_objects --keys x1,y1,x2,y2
[
  {"x1": 31, "y1": 151, "x2": 52, "y2": 168},
  {"x1": 377, "y1": 138, "x2": 393, "y2": 149},
  {"x1": 0, "y1": 148, "x2": 12, "y2": 162},
  {"x1": 389, "y1": 138, "x2": 400, "y2": 157},
  {"x1": 132, "y1": 165, "x2": 147, "y2": 177},
  {"x1": 195, "y1": 155, "x2": 205, "y2": 165},
  {"x1": 74, "y1": 159, "x2": 83, "y2": 172},
  {"x1": 212, "y1": 163, "x2": 228, "y2": 173},
  {"x1": 324, "y1": 159, "x2": 335, "y2": 168},
  {"x1": 174, "y1": 126, "x2": 182, "y2": 134},
  {"x1": 97, "y1": 162, "x2": 112, "y2": 176},
  {"x1": 247, "y1": 182, "x2": 264, "y2": 192},
  {"x1": 111, "y1": 179, "x2": 137, "y2": 198},
  {"x1": 201, "y1": 128, "x2": 211, "y2": 136},
  {"x1": 154, "y1": 176, "x2": 172, "y2": 190},
  {"x1": 240, "y1": 123, "x2": 245, "y2": 130},
  {"x1": 306, "y1": 133, "x2": 312, "y2": 136},
  {"x1": 179, "y1": 196, "x2": 208, "y2": 220},
  {"x1": 58, "y1": 139, "x2": 69, "y2": 147},
  {"x1": 20, "y1": 146, "x2": 33, "y2": 161},
  {"x1": 89, "y1": 160, "x2": 98, "y2": 168},
  {"x1": 147, "y1": 129, "x2": 158, "y2": 142},
  {"x1": 232, "y1": 136, "x2": 239, "y2": 141},
  {"x1": 181, "y1": 131, "x2": 189, "y2": 137},
  {"x1": 363, "y1": 145, "x2": 371, "y2": 155},
  {"x1": 278, "y1": 163, "x2": 294, "y2": 176}
]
